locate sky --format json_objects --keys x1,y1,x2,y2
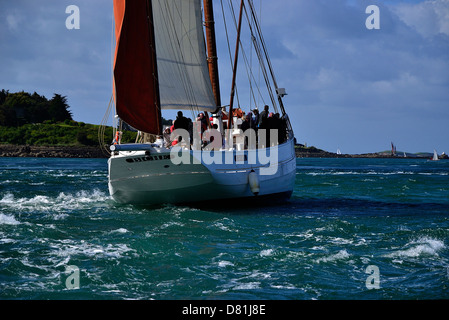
[{"x1": 0, "y1": 0, "x2": 448, "y2": 154}]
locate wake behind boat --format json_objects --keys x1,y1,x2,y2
[{"x1": 104, "y1": 0, "x2": 296, "y2": 206}]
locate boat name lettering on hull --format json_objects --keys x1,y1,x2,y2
[{"x1": 126, "y1": 155, "x2": 172, "y2": 163}]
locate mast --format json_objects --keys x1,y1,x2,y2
[
  {"x1": 228, "y1": 0, "x2": 245, "y2": 128},
  {"x1": 203, "y1": 0, "x2": 221, "y2": 108}
]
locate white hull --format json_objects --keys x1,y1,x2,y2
[{"x1": 108, "y1": 139, "x2": 296, "y2": 206}]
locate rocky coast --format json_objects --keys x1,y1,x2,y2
[
  {"x1": 0, "y1": 144, "x2": 109, "y2": 158},
  {"x1": 0, "y1": 144, "x2": 446, "y2": 160}
]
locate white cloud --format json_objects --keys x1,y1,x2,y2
[
  {"x1": 6, "y1": 14, "x2": 22, "y2": 32},
  {"x1": 390, "y1": 0, "x2": 449, "y2": 37}
]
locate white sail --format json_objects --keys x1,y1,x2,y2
[
  {"x1": 152, "y1": 0, "x2": 217, "y2": 111},
  {"x1": 433, "y1": 150, "x2": 439, "y2": 161}
]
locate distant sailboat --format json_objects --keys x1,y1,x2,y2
[
  {"x1": 337, "y1": 149, "x2": 341, "y2": 155},
  {"x1": 391, "y1": 142, "x2": 397, "y2": 156},
  {"x1": 432, "y1": 149, "x2": 439, "y2": 161}
]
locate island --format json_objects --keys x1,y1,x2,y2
[{"x1": 1, "y1": 90, "x2": 446, "y2": 160}]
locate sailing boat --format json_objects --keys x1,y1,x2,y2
[
  {"x1": 106, "y1": 0, "x2": 296, "y2": 206},
  {"x1": 432, "y1": 149, "x2": 439, "y2": 161}
]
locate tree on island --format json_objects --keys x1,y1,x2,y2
[
  {"x1": 48, "y1": 94, "x2": 73, "y2": 122},
  {"x1": 0, "y1": 90, "x2": 73, "y2": 127}
]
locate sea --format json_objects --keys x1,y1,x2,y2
[{"x1": 1, "y1": 156, "x2": 448, "y2": 302}]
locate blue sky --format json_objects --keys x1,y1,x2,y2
[{"x1": 0, "y1": 0, "x2": 448, "y2": 154}]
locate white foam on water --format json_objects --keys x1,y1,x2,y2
[
  {"x1": 0, "y1": 213, "x2": 20, "y2": 225},
  {"x1": 0, "y1": 193, "x2": 15, "y2": 204},
  {"x1": 260, "y1": 249, "x2": 274, "y2": 257},
  {"x1": 315, "y1": 249, "x2": 351, "y2": 264},
  {"x1": 329, "y1": 237, "x2": 354, "y2": 245},
  {"x1": 270, "y1": 284, "x2": 297, "y2": 290},
  {"x1": 212, "y1": 222, "x2": 235, "y2": 232},
  {"x1": 385, "y1": 237, "x2": 445, "y2": 259},
  {"x1": 218, "y1": 260, "x2": 234, "y2": 268},
  {"x1": 0, "y1": 237, "x2": 16, "y2": 244},
  {"x1": 47, "y1": 240, "x2": 137, "y2": 267},
  {"x1": 160, "y1": 221, "x2": 185, "y2": 229},
  {"x1": 110, "y1": 228, "x2": 129, "y2": 234},
  {"x1": 0, "y1": 189, "x2": 110, "y2": 217},
  {"x1": 233, "y1": 282, "x2": 261, "y2": 290}
]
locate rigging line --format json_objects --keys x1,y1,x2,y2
[
  {"x1": 222, "y1": 0, "x2": 241, "y2": 108},
  {"x1": 247, "y1": 2, "x2": 292, "y2": 134},
  {"x1": 257, "y1": 0, "x2": 261, "y2": 108},
  {"x1": 98, "y1": 95, "x2": 113, "y2": 156},
  {"x1": 247, "y1": 0, "x2": 279, "y2": 113},
  {"x1": 247, "y1": 0, "x2": 277, "y2": 87},
  {"x1": 247, "y1": 0, "x2": 282, "y2": 102},
  {"x1": 252, "y1": 33, "x2": 278, "y2": 113},
  {"x1": 249, "y1": 0, "x2": 253, "y2": 110},
  {"x1": 98, "y1": 10, "x2": 117, "y2": 155},
  {"x1": 226, "y1": 0, "x2": 268, "y2": 111},
  {"x1": 227, "y1": 0, "x2": 267, "y2": 111},
  {"x1": 241, "y1": 2, "x2": 267, "y2": 108},
  {"x1": 110, "y1": 5, "x2": 115, "y2": 116},
  {"x1": 231, "y1": 1, "x2": 260, "y2": 110}
]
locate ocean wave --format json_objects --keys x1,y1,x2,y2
[
  {"x1": 0, "y1": 213, "x2": 20, "y2": 225},
  {"x1": 0, "y1": 190, "x2": 110, "y2": 216},
  {"x1": 385, "y1": 237, "x2": 445, "y2": 259},
  {"x1": 49, "y1": 239, "x2": 137, "y2": 262},
  {"x1": 109, "y1": 228, "x2": 129, "y2": 234},
  {"x1": 218, "y1": 260, "x2": 234, "y2": 268},
  {"x1": 260, "y1": 249, "x2": 275, "y2": 257},
  {"x1": 315, "y1": 249, "x2": 351, "y2": 263},
  {"x1": 233, "y1": 282, "x2": 261, "y2": 290}
]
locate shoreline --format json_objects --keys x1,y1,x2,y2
[
  {"x1": 0, "y1": 144, "x2": 109, "y2": 158},
  {"x1": 0, "y1": 144, "x2": 445, "y2": 160},
  {"x1": 294, "y1": 146, "x2": 448, "y2": 159}
]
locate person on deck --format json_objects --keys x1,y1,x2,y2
[
  {"x1": 163, "y1": 127, "x2": 172, "y2": 148},
  {"x1": 276, "y1": 113, "x2": 287, "y2": 144},
  {"x1": 174, "y1": 111, "x2": 189, "y2": 131},
  {"x1": 252, "y1": 109, "x2": 259, "y2": 129},
  {"x1": 233, "y1": 108, "x2": 244, "y2": 118},
  {"x1": 258, "y1": 105, "x2": 269, "y2": 129},
  {"x1": 197, "y1": 113, "x2": 207, "y2": 135}
]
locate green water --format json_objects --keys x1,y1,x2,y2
[{"x1": 1, "y1": 157, "x2": 448, "y2": 300}]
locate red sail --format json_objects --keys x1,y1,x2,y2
[{"x1": 113, "y1": 0, "x2": 161, "y2": 134}]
